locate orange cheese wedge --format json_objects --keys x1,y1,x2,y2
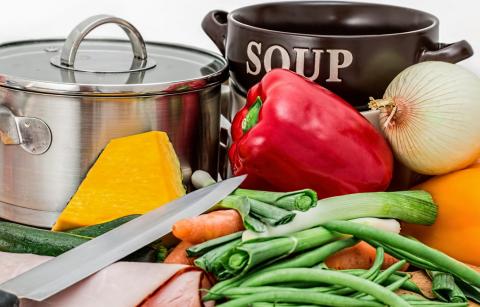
[{"x1": 52, "y1": 131, "x2": 185, "y2": 231}]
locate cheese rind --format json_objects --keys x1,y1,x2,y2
[{"x1": 52, "y1": 131, "x2": 186, "y2": 231}]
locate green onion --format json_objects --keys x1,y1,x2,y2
[
  {"x1": 186, "y1": 231, "x2": 243, "y2": 257},
  {"x1": 233, "y1": 188, "x2": 317, "y2": 211},
  {"x1": 428, "y1": 271, "x2": 467, "y2": 303},
  {"x1": 324, "y1": 220, "x2": 480, "y2": 287},
  {"x1": 243, "y1": 190, "x2": 437, "y2": 240},
  {"x1": 216, "y1": 290, "x2": 384, "y2": 307},
  {"x1": 240, "y1": 268, "x2": 410, "y2": 306}
]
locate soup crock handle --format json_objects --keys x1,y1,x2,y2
[
  {"x1": 419, "y1": 40, "x2": 473, "y2": 63},
  {"x1": 0, "y1": 104, "x2": 52, "y2": 155},
  {"x1": 202, "y1": 10, "x2": 228, "y2": 56}
]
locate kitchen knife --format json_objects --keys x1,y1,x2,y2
[{"x1": 0, "y1": 175, "x2": 246, "y2": 306}]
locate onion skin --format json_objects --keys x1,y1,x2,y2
[{"x1": 375, "y1": 61, "x2": 480, "y2": 175}]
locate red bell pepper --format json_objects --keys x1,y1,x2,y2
[{"x1": 229, "y1": 69, "x2": 393, "y2": 198}]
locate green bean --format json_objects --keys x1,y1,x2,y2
[
  {"x1": 240, "y1": 268, "x2": 410, "y2": 306},
  {"x1": 407, "y1": 302, "x2": 468, "y2": 306},
  {"x1": 365, "y1": 239, "x2": 433, "y2": 270},
  {"x1": 373, "y1": 259, "x2": 407, "y2": 284},
  {"x1": 327, "y1": 247, "x2": 385, "y2": 296},
  {"x1": 219, "y1": 286, "x2": 331, "y2": 297},
  {"x1": 358, "y1": 275, "x2": 411, "y2": 300},
  {"x1": 362, "y1": 247, "x2": 384, "y2": 280},
  {"x1": 313, "y1": 262, "x2": 329, "y2": 269},
  {"x1": 401, "y1": 294, "x2": 469, "y2": 306},
  {"x1": 260, "y1": 238, "x2": 358, "y2": 272},
  {"x1": 276, "y1": 282, "x2": 329, "y2": 289},
  {"x1": 385, "y1": 274, "x2": 411, "y2": 291},
  {"x1": 339, "y1": 269, "x2": 421, "y2": 293},
  {"x1": 401, "y1": 294, "x2": 429, "y2": 301},
  {"x1": 328, "y1": 248, "x2": 385, "y2": 295},
  {"x1": 385, "y1": 274, "x2": 422, "y2": 294},
  {"x1": 324, "y1": 220, "x2": 480, "y2": 287},
  {"x1": 236, "y1": 238, "x2": 358, "y2": 288},
  {"x1": 250, "y1": 303, "x2": 319, "y2": 307},
  {"x1": 216, "y1": 290, "x2": 384, "y2": 307}
]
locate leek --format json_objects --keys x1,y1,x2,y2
[
  {"x1": 204, "y1": 226, "x2": 340, "y2": 280},
  {"x1": 220, "y1": 196, "x2": 295, "y2": 232},
  {"x1": 243, "y1": 190, "x2": 437, "y2": 240},
  {"x1": 428, "y1": 271, "x2": 467, "y2": 303},
  {"x1": 233, "y1": 188, "x2": 317, "y2": 211},
  {"x1": 186, "y1": 231, "x2": 243, "y2": 257}
]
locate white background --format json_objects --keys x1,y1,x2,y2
[{"x1": 0, "y1": 0, "x2": 479, "y2": 73}]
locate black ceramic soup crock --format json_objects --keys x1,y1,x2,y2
[{"x1": 202, "y1": 1, "x2": 473, "y2": 108}]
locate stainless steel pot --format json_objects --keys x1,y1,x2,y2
[{"x1": 0, "y1": 15, "x2": 228, "y2": 227}]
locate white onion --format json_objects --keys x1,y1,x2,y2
[{"x1": 369, "y1": 61, "x2": 480, "y2": 175}]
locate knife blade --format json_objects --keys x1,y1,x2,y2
[{"x1": 0, "y1": 175, "x2": 245, "y2": 305}]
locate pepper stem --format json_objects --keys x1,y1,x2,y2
[{"x1": 242, "y1": 97, "x2": 263, "y2": 133}]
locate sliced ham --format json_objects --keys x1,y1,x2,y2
[
  {"x1": 141, "y1": 270, "x2": 214, "y2": 307},
  {"x1": 0, "y1": 252, "x2": 211, "y2": 307}
]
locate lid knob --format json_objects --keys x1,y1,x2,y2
[{"x1": 50, "y1": 15, "x2": 156, "y2": 73}]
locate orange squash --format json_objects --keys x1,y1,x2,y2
[
  {"x1": 402, "y1": 164, "x2": 480, "y2": 265},
  {"x1": 52, "y1": 131, "x2": 185, "y2": 231}
]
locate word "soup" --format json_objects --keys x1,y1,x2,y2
[{"x1": 246, "y1": 41, "x2": 353, "y2": 82}]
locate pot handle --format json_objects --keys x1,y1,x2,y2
[
  {"x1": 419, "y1": 40, "x2": 473, "y2": 63},
  {"x1": 219, "y1": 114, "x2": 232, "y2": 179},
  {"x1": 60, "y1": 14, "x2": 148, "y2": 68},
  {"x1": 202, "y1": 10, "x2": 228, "y2": 56},
  {"x1": 0, "y1": 105, "x2": 52, "y2": 155}
]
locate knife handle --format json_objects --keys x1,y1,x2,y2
[{"x1": 0, "y1": 289, "x2": 19, "y2": 307}]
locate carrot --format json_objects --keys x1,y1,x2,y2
[
  {"x1": 164, "y1": 241, "x2": 195, "y2": 265},
  {"x1": 325, "y1": 241, "x2": 409, "y2": 271},
  {"x1": 172, "y1": 210, "x2": 244, "y2": 244}
]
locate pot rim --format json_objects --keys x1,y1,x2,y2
[
  {"x1": 228, "y1": 1, "x2": 439, "y2": 38},
  {"x1": 0, "y1": 39, "x2": 228, "y2": 96}
]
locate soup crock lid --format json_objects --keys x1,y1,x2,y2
[{"x1": 0, "y1": 15, "x2": 227, "y2": 96}]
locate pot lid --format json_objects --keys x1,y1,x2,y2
[{"x1": 0, "y1": 15, "x2": 227, "y2": 96}]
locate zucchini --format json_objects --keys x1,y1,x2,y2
[
  {"x1": 0, "y1": 216, "x2": 166, "y2": 262},
  {"x1": 65, "y1": 214, "x2": 140, "y2": 237},
  {"x1": 0, "y1": 222, "x2": 89, "y2": 256}
]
